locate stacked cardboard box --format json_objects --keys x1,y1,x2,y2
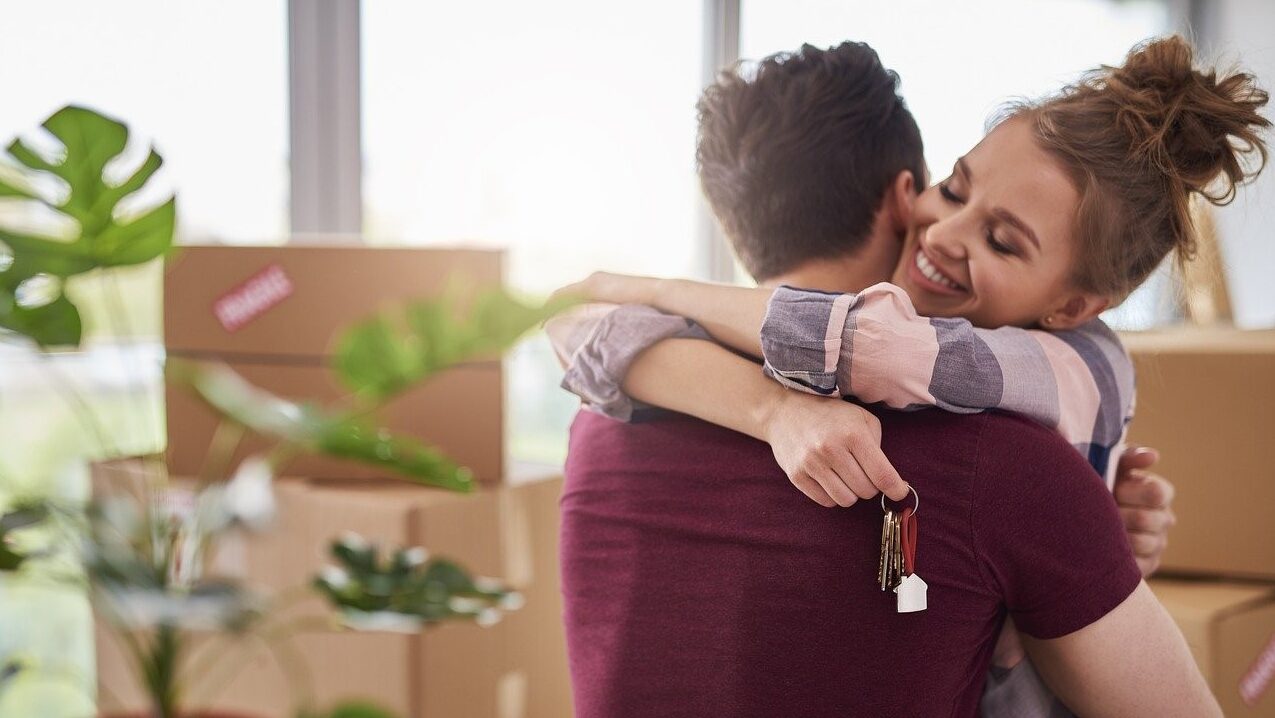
[
  {"x1": 1123, "y1": 328, "x2": 1275, "y2": 579},
  {"x1": 1125, "y1": 328, "x2": 1275, "y2": 715},
  {"x1": 1149, "y1": 579, "x2": 1275, "y2": 717},
  {"x1": 95, "y1": 245, "x2": 572, "y2": 717},
  {"x1": 163, "y1": 244, "x2": 505, "y2": 484}
]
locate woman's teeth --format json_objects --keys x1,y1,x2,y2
[{"x1": 916, "y1": 251, "x2": 961, "y2": 290}]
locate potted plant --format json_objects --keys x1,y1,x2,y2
[{"x1": 0, "y1": 105, "x2": 572, "y2": 718}]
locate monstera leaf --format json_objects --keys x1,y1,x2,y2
[
  {"x1": 0, "y1": 504, "x2": 49, "y2": 572},
  {"x1": 0, "y1": 105, "x2": 175, "y2": 347},
  {"x1": 333, "y1": 287, "x2": 577, "y2": 400},
  {"x1": 313, "y1": 533, "x2": 521, "y2": 632},
  {"x1": 166, "y1": 358, "x2": 473, "y2": 492}
]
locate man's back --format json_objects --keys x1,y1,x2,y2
[{"x1": 560, "y1": 406, "x2": 1139, "y2": 717}]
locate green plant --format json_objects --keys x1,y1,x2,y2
[{"x1": 0, "y1": 105, "x2": 574, "y2": 718}]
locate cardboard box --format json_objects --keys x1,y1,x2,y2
[
  {"x1": 1122, "y1": 328, "x2": 1275, "y2": 579},
  {"x1": 163, "y1": 244, "x2": 506, "y2": 483},
  {"x1": 1151, "y1": 579, "x2": 1275, "y2": 717},
  {"x1": 96, "y1": 475, "x2": 570, "y2": 718}
]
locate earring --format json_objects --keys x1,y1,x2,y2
[{"x1": 1043, "y1": 316, "x2": 1055, "y2": 326}]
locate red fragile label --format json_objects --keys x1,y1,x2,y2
[
  {"x1": 1241, "y1": 631, "x2": 1275, "y2": 707},
  {"x1": 212, "y1": 263, "x2": 294, "y2": 333}
]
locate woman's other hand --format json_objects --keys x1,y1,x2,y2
[
  {"x1": 761, "y1": 391, "x2": 909, "y2": 508},
  {"x1": 553, "y1": 271, "x2": 662, "y2": 307},
  {"x1": 1113, "y1": 446, "x2": 1176, "y2": 577}
]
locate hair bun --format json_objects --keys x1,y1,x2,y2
[{"x1": 1107, "y1": 35, "x2": 1270, "y2": 204}]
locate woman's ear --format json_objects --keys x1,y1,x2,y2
[
  {"x1": 886, "y1": 170, "x2": 918, "y2": 237},
  {"x1": 1041, "y1": 294, "x2": 1110, "y2": 330}
]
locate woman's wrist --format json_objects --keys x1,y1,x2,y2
[
  {"x1": 649, "y1": 277, "x2": 683, "y2": 312},
  {"x1": 755, "y1": 387, "x2": 800, "y2": 444}
]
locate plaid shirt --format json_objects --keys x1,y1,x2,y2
[
  {"x1": 555, "y1": 282, "x2": 1134, "y2": 486},
  {"x1": 760, "y1": 282, "x2": 1135, "y2": 486}
]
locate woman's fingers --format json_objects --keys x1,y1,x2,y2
[
  {"x1": 1128, "y1": 530, "x2": 1167, "y2": 559},
  {"x1": 1120, "y1": 506, "x2": 1176, "y2": 534},
  {"x1": 790, "y1": 470, "x2": 838, "y2": 508},
  {"x1": 828, "y1": 449, "x2": 876, "y2": 501},
  {"x1": 1114, "y1": 472, "x2": 1175, "y2": 509},
  {"x1": 806, "y1": 463, "x2": 859, "y2": 507},
  {"x1": 847, "y1": 436, "x2": 909, "y2": 502}
]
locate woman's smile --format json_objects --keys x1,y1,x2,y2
[{"x1": 907, "y1": 242, "x2": 968, "y2": 296}]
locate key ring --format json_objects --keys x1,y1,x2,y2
[{"x1": 881, "y1": 484, "x2": 919, "y2": 518}]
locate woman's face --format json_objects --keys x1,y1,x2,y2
[{"x1": 891, "y1": 117, "x2": 1085, "y2": 329}]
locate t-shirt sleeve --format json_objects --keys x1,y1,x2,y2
[{"x1": 970, "y1": 414, "x2": 1141, "y2": 639}]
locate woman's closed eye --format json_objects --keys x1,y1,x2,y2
[
  {"x1": 938, "y1": 182, "x2": 963, "y2": 203},
  {"x1": 939, "y1": 181, "x2": 1018, "y2": 256},
  {"x1": 986, "y1": 230, "x2": 1017, "y2": 256}
]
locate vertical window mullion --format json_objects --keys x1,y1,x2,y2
[
  {"x1": 699, "y1": 0, "x2": 741, "y2": 282},
  {"x1": 288, "y1": 0, "x2": 362, "y2": 239}
]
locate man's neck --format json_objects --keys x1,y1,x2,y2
[
  {"x1": 757, "y1": 214, "x2": 903, "y2": 293},
  {"x1": 759, "y1": 253, "x2": 891, "y2": 294}
]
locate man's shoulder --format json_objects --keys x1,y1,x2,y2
[
  {"x1": 875, "y1": 406, "x2": 1085, "y2": 462},
  {"x1": 567, "y1": 409, "x2": 774, "y2": 473}
]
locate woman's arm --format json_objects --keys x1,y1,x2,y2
[
  {"x1": 563, "y1": 272, "x2": 1136, "y2": 482},
  {"x1": 546, "y1": 302, "x2": 907, "y2": 505},
  {"x1": 556, "y1": 272, "x2": 772, "y2": 358},
  {"x1": 622, "y1": 337, "x2": 909, "y2": 507}
]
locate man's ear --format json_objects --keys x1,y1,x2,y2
[
  {"x1": 1041, "y1": 293, "x2": 1110, "y2": 330},
  {"x1": 885, "y1": 170, "x2": 918, "y2": 238}
]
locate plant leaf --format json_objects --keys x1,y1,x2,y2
[
  {"x1": 168, "y1": 358, "x2": 475, "y2": 491},
  {"x1": 315, "y1": 419, "x2": 473, "y2": 492},
  {"x1": 0, "y1": 292, "x2": 82, "y2": 347},
  {"x1": 0, "y1": 105, "x2": 174, "y2": 349},
  {"x1": 95, "y1": 196, "x2": 176, "y2": 266},
  {"x1": 334, "y1": 288, "x2": 577, "y2": 399}
]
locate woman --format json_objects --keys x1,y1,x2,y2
[{"x1": 552, "y1": 36, "x2": 1267, "y2": 716}]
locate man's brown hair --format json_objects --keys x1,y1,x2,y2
[{"x1": 697, "y1": 42, "x2": 925, "y2": 282}]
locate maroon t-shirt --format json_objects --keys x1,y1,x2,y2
[{"x1": 560, "y1": 406, "x2": 1140, "y2": 718}]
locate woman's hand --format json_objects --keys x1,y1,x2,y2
[
  {"x1": 1113, "y1": 446, "x2": 1176, "y2": 577},
  {"x1": 761, "y1": 391, "x2": 909, "y2": 508},
  {"x1": 553, "y1": 271, "x2": 663, "y2": 307}
]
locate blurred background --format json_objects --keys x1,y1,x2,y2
[
  {"x1": 0, "y1": 0, "x2": 1271, "y2": 469},
  {"x1": 0, "y1": 1, "x2": 1272, "y2": 715}
]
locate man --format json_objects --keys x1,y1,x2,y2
[{"x1": 552, "y1": 42, "x2": 1193, "y2": 716}]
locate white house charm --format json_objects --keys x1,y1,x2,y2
[
  {"x1": 895, "y1": 573, "x2": 928, "y2": 613},
  {"x1": 881, "y1": 487, "x2": 927, "y2": 613}
]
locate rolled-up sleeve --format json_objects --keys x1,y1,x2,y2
[
  {"x1": 559, "y1": 304, "x2": 709, "y2": 422},
  {"x1": 759, "y1": 286, "x2": 858, "y2": 397},
  {"x1": 760, "y1": 282, "x2": 1136, "y2": 480}
]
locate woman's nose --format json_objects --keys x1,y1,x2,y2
[{"x1": 924, "y1": 216, "x2": 969, "y2": 261}]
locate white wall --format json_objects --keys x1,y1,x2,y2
[{"x1": 1211, "y1": 0, "x2": 1275, "y2": 327}]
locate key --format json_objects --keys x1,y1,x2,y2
[{"x1": 878, "y1": 509, "x2": 896, "y2": 591}]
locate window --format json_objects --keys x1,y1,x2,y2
[
  {"x1": 363, "y1": 1, "x2": 706, "y2": 463},
  {"x1": 0, "y1": 1, "x2": 290, "y2": 246}
]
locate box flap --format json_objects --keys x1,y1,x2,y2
[
  {"x1": 1120, "y1": 328, "x2": 1275, "y2": 355},
  {"x1": 1151, "y1": 579, "x2": 1275, "y2": 621}
]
